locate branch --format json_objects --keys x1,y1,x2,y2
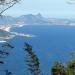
[{"x1": 0, "y1": 2, "x2": 16, "y2": 15}]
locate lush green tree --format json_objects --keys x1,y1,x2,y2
[
  {"x1": 66, "y1": 59, "x2": 75, "y2": 75},
  {"x1": 51, "y1": 61, "x2": 66, "y2": 75},
  {"x1": 51, "y1": 59, "x2": 75, "y2": 75}
]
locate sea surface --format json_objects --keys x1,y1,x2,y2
[{"x1": 1, "y1": 25, "x2": 75, "y2": 75}]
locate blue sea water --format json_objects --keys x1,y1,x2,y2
[{"x1": 1, "y1": 25, "x2": 75, "y2": 75}]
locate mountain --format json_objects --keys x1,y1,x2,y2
[
  {"x1": 0, "y1": 16, "x2": 15, "y2": 24},
  {"x1": 0, "y1": 14, "x2": 50, "y2": 25},
  {"x1": 0, "y1": 14, "x2": 75, "y2": 26},
  {"x1": 15, "y1": 13, "x2": 50, "y2": 25}
]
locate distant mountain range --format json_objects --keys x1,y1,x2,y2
[{"x1": 0, "y1": 13, "x2": 75, "y2": 26}]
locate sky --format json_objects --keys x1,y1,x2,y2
[{"x1": 3, "y1": 0, "x2": 75, "y2": 18}]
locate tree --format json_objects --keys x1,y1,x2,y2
[
  {"x1": 66, "y1": 59, "x2": 75, "y2": 75},
  {"x1": 51, "y1": 59, "x2": 75, "y2": 75},
  {"x1": 51, "y1": 61, "x2": 66, "y2": 75},
  {"x1": 24, "y1": 43, "x2": 43, "y2": 75},
  {"x1": 0, "y1": 43, "x2": 14, "y2": 75},
  {"x1": 0, "y1": 0, "x2": 21, "y2": 15},
  {"x1": 5, "y1": 70, "x2": 12, "y2": 75}
]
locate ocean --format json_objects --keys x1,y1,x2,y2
[{"x1": 0, "y1": 25, "x2": 75, "y2": 75}]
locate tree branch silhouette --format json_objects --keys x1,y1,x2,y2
[
  {"x1": 24, "y1": 43, "x2": 43, "y2": 75},
  {"x1": 0, "y1": 0, "x2": 21, "y2": 15}
]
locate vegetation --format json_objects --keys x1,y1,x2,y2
[
  {"x1": 0, "y1": 42, "x2": 75, "y2": 75},
  {"x1": 51, "y1": 58, "x2": 75, "y2": 75},
  {"x1": 24, "y1": 43, "x2": 43, "y2": 75},
  {"x1": 0, "y1": 0, "x2": 21, "y2": 15},
  {"x1": 0, "y1": 43, "x2": 14, "y2": 75},
  {"x1": 24, "y1": 43, "x2": 75, "y2": 75},
  {"x1": 51, "y1": 61, "x2": 66, "y2": 75},
  {"x1": 51, "y1": 51, "x2": 75, "y2": 75}
]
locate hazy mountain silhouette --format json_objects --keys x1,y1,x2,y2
[
  {"x1": 0, "y1": 14, "x2": 50, "y2": 25},
  {"x1": 0, "y1": 14, "x2": 73, "y2": 25}
]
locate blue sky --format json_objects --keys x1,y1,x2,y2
[{"x1": 3, "y1": 0, "x2": 75, "y2": 18}]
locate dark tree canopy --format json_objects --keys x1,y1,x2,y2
[{"x1": 0, "y1": 0, "x2": 21, "y2": 15}]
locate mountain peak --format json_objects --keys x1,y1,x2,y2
[{"x1": 36, "y1": 13, "x2": 43, "y2": 17}]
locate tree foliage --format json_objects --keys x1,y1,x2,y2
[
  {"x1": 24, "y1": 43, "x2": 43, "y2": 75},
  {"x1": 0, "y1": 43, "x2": 14, "y2": 75},
  {"x1": 51, "y1": 59, "x2": 75, "y2": 75},
  {"x1": 0, "y1": 0, "x2": 21, "y2": 15},
  {"x1": 51, "y1": 61, "x2": 66, "y2": 75}
]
